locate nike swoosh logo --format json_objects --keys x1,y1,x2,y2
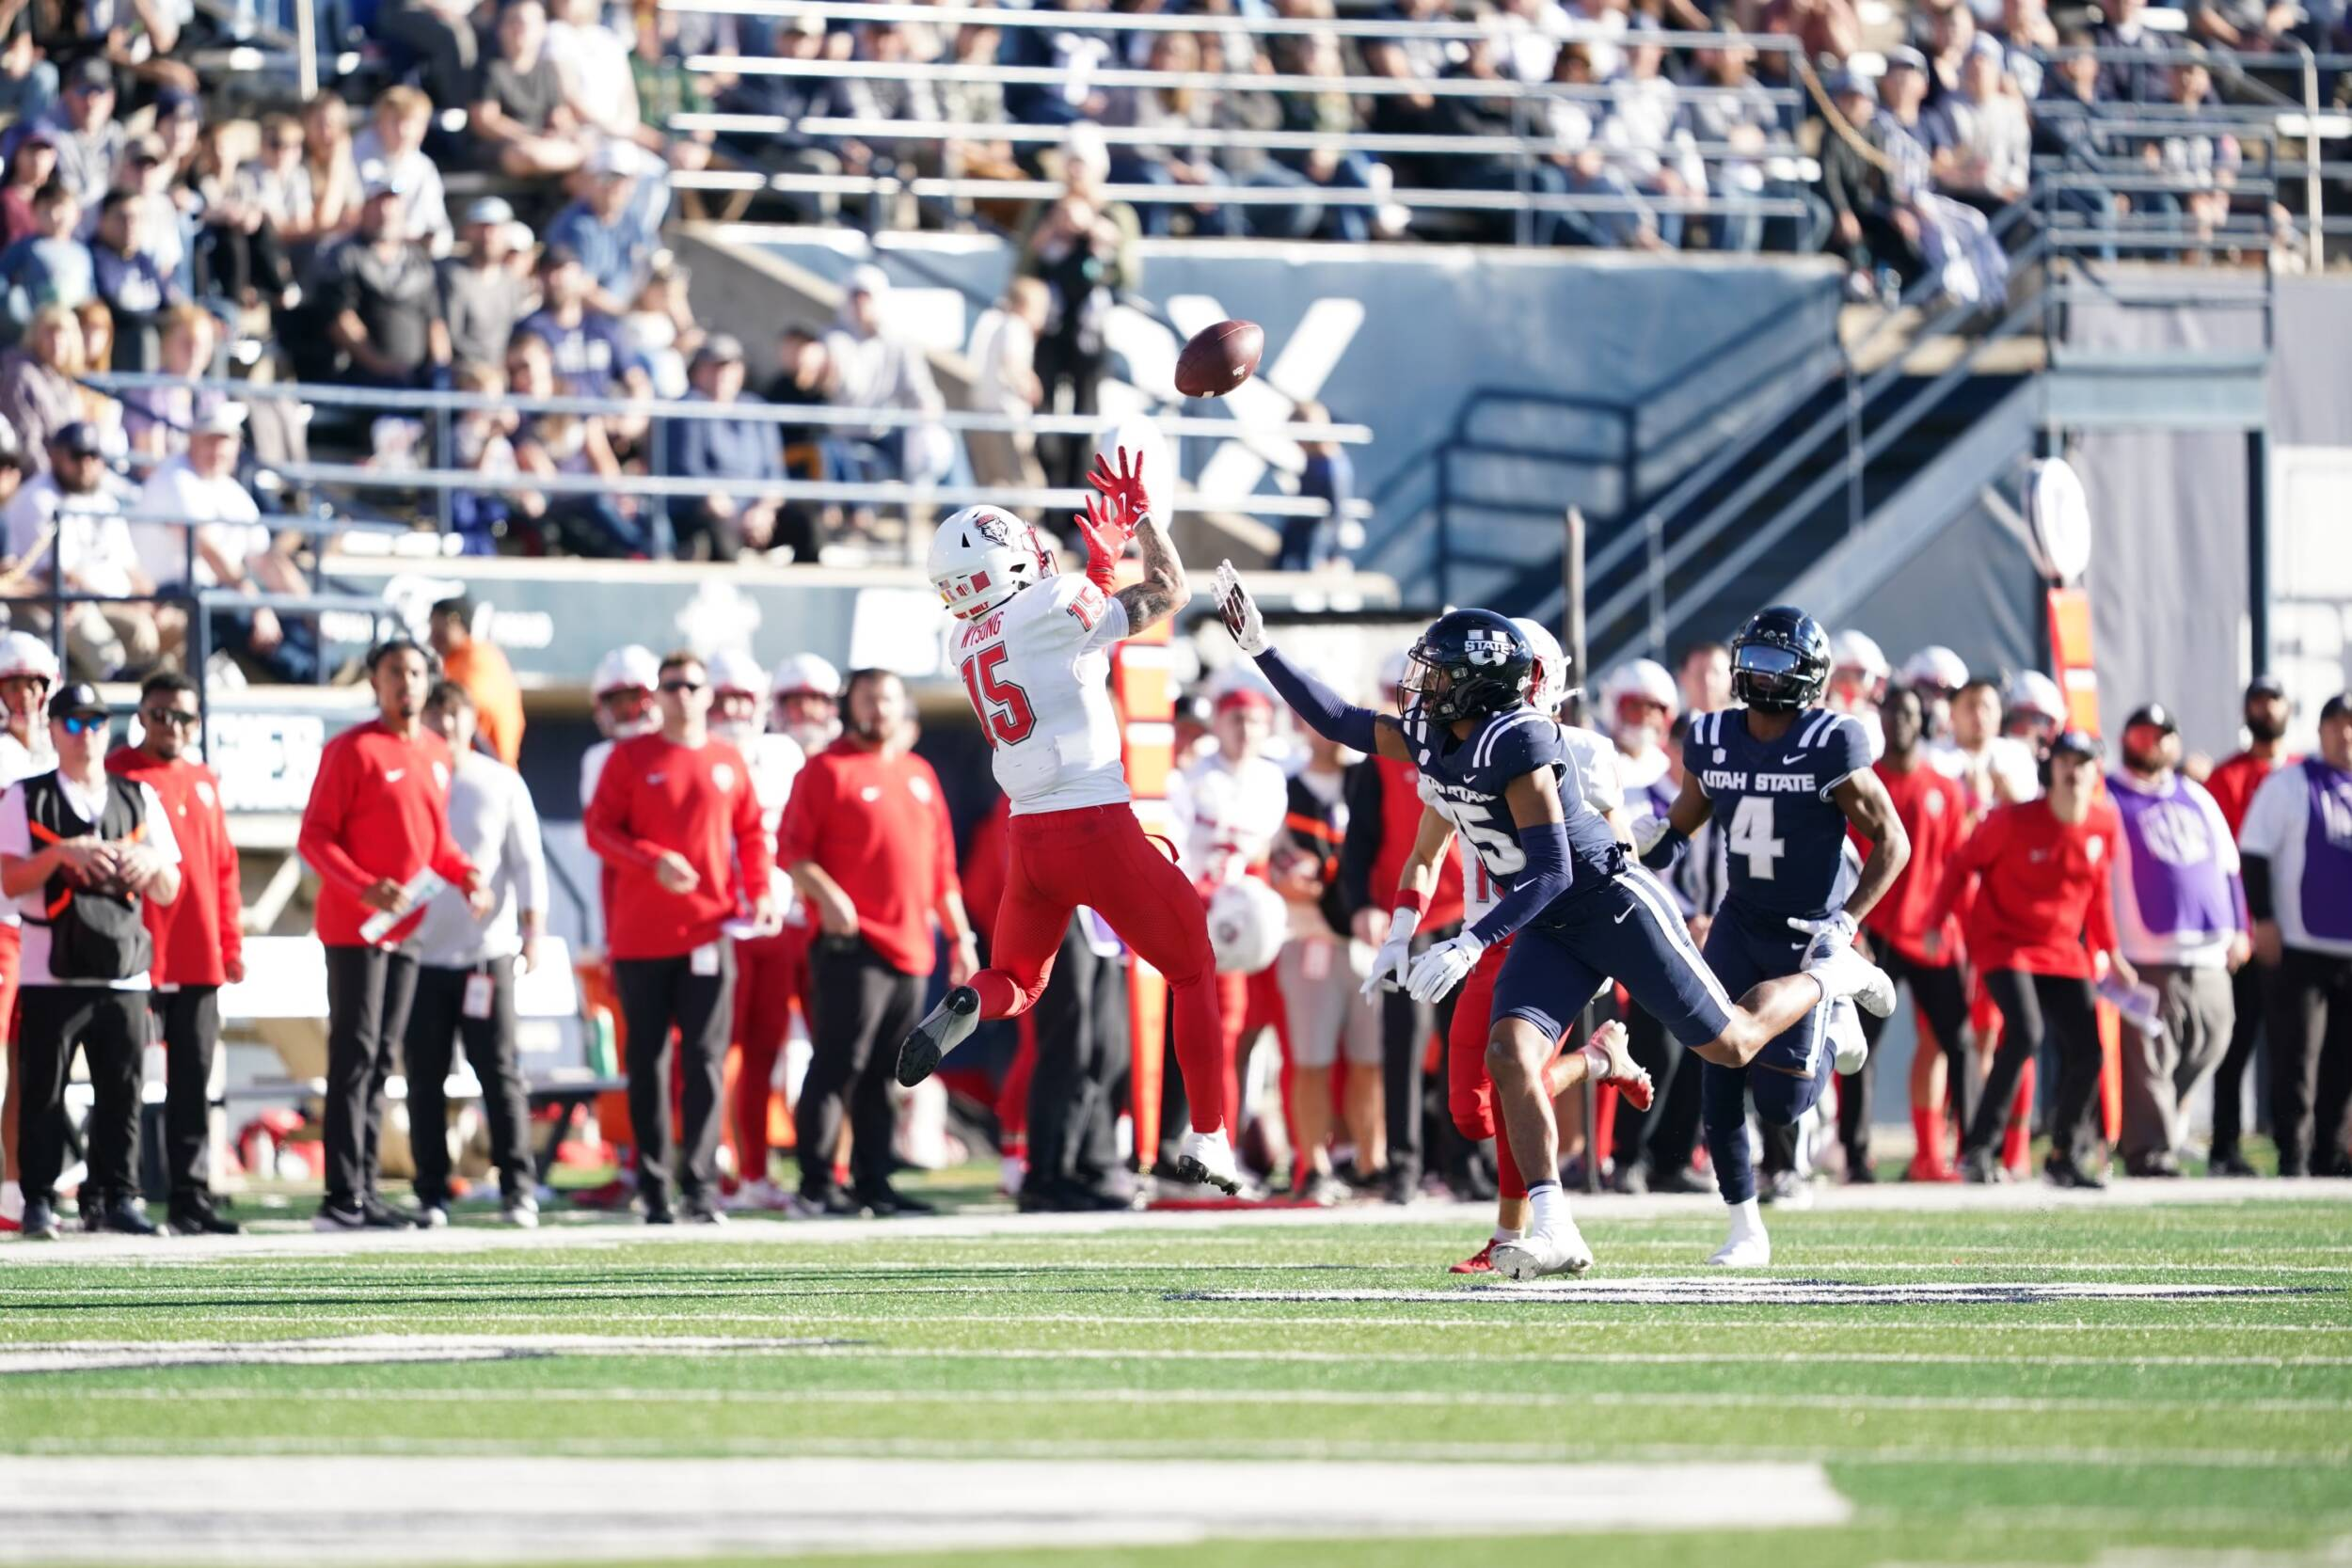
[
  {"x1": 1782, "y1": 753, "x2": 1810, "y2": 766},
  {"x1": 383, "y1": 769, "x2": 405, "y2": 783},
  {"x1": 1614, "y1": 908, "x2": 1633, "y2": 924}
]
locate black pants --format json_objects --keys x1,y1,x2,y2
[
  {"x1": 323, "y1": 945, "x2": 421, "y2": 1212},
  {"x1": 796, "y1": 935, "x2": 920, "y2": 1199},
  {"x1": 1966, "y1": 969, "x2": 2102, "y2": 1164},
  {"x1": 18, "y1": 986, "x2": 146, "y2": 1210},
  {"x1": 2264, "y1": 946, "x2": 2352, "y2": 1177},
  {"x1": 1380, "y1": 926, "x2": 1461, "y2": 1184},
  {"x1": 2211, "y1": 961, "x2": 2268, "y2": 1156},
  {"x1": 1848, "y1": 949, "x2": 1971, "y2": 1166},
  {"x1": 615, "y1": 947, "x2": 735, "y2": 1204},
  {"x1": 406, "y1": 961, "x2": 536, "y2": 1206},
  {"x1": 149, "y1": 986, "x2": 221, "y2": 1205},
  {"x1": 1026, "y1": 916, "x2": 1128, "y2": 1191}
]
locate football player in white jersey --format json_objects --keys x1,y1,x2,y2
[
  {"x1": 1374, "y1": 619, "x2": 1650, "y2": 1272},
  {"x1": 895, "y1": 449, "x2": 1244, "y2": 1193},
  {"x1": 0, "y1": 630, "x2": 56, "y2": 1232},
  {"x1": 706, "y1": 650, "x2": 808, "y2": 1209},
  {"x1": 580, "y1": 644, "x2": 661, "y2": 813},
  {"x1": 770, "y1": 653, "x2": 842, "y2": 757}
]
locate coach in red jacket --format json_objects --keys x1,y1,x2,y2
[
  {"x1": 584, "y1": 650, "x2": 776, "y2": 1225},
  {"x1": 1926, "y1": 729, "x2": 2137, "y2": 1189},
  {"x1": 298, "y1": 639, "x2": 483, "y2": 1233},
  {"x1": 107, "y1": 672, "x2": 243, "y2": 1236}
]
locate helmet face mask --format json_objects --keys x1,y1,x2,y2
[
  {"x1": 1403, "y1": 610, "x2": 1534, "y2": 727},
  {"x1": 1730, "y1": 606, "x2": 1832, "y2": 714}
]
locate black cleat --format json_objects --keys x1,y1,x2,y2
[
  {"x1": 87, "y1": 1196, "x2": 158, "y2": 1237},
  {"x1": 21, "y1": 1199, "x2": 60, "y2": 1241},
  {"x1": 897, "y1": 986, "x2": 981, "y2": 1087},
  {"x1": 167, "y1": 1196, "x2": 243, "y2": 1237}
]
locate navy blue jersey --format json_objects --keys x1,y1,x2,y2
[
  {"x1": 1401, "y1": 705, "x2": 1623, "y2": 906},
  {"x1": 1683, "y1": 707, "x2": 1870, "y2": 921}
]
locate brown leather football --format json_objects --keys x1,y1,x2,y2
[{"x1": 1173, "y1": 319, "x2": 1264, "y2": 399}]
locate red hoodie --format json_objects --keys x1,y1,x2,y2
[
  {"x1": 584, "y1": 731, "x2": 772, "y2": 960},
  {"x1": 1853, "y1": 757, "x2": 1970, "y2": 968},
  {"x1": 1926, "y1": 796, "x2": 2121, "y2": 979},
  {"x1": 298, "y1": 721, "x2": 474, "y2": 949},
  {"x1": 107, "y1": 749, "x2": 241, "y2": 987}
]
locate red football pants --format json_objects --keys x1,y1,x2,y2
[
  {"x1": 972, "y1": 804, "x2": 1228, "y2": 1134},
  {"x1": 731, "y1": 923, "x2": 813, "y2": 1175},
  {"x1": 0, "y1": 924, "x2": 20, "y2": 1182},
  {"x1": 1215, "y1": 966, "x2": 1287, "y2": 1146},
  {"x1": 1445, "y1": 937, "x2": 1570, "y2": 1201}
]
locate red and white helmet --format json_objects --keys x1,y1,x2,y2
[
  {"x1": 771, "y1": 652, "x2": 840, "y2": 700},
  {"x1": 1600, "y1": 657, "x2": 1679, "y2": 720},
  {"x1": 0, "y1": 630, "x2": 60, "y2": 684},
  {"x1": 1510, "y1": 618, "x2": 1574, "y2": 715},
  {"x1": 1899, "y1": 644, "x2": 1970, "y2": 693},
  {"x1": 705, "y1": 647, "x2": 769, "y2": 701},
  {"x1": 2006, "y1": 669, "x2": 2068, "y2": 727},
  {"x1": 592, "y1": 643, "x2": 660, "y2": 699},
  {"x1": 1831, "y1": 628, "x2": 1889, "y2": 681},
  {"x1": 928, "y1": 505, "x2": 1056, "y2": 622}
]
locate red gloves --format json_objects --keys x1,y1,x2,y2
[{"x1": 1076, "y1": 448, "x2": 1148, "y2": 592}]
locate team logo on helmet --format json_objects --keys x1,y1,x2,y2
[
  {"x1": 970, "y1": 510, "x2": 1010, "y2": 546},
  {"x1": 1465, "y1": 628, "x2": 1515, "y2": 668}
]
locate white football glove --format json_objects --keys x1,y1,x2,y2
[
  {"x1": 1405, "y1": 929, "x2": 1485, "y2": 1005},
  {"x1": 1631, "y1": 816, "x2": 1674, "y2": 858},
  {"x1": 1788, "y1": 910, "x2": 1860, "y2": 967},
  {"x1": 1214, "y1": 560, "x2": 1266, "y2": 657},
  {"x1": 1361, "y1": 907, "x2": 1421, "y2": 999}
]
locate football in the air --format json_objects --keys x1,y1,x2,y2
[{"x1": 1173, "y1": 319, "x2": 1264, "y2": 399}]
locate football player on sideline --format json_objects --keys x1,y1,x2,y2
[
  {"x1": 895, "y1": 450, "x2": 1244, "y2": 1194},
  {"x1": 1638, "y1": 607, "x2": 1911, "y2": 1266},
  {"x1": 1220, "y1": 574, "x2": 1898, "y2": 1279}
]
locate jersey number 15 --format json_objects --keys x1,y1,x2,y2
[{"x1": 961, "y1": 643, "x2": 1037, "y2": 749}]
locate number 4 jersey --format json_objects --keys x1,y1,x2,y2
[
  {"x1": 953, "y1": 573, "x2": 1133, "y2": 816},
  {"x1": 1685, "y1": 707, "x2": 1870, "y2": 922}
]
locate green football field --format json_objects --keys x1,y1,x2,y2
[{"x1": 2, "y1": 1182, "x2": 2348, "y2": 1567}]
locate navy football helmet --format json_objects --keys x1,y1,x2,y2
[
  {"x1": 1401, "y1": 610, "x2": 1533, "y2": 725},
  {"x1": 1730, "y1": 605, "x2": 1832, "y2": 713}
]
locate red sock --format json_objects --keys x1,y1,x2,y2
[
  {"x1": 1496, "y1": 1124, "x2": 1526, "y2": 1201},
  {"x1": 2002, "y1": 1061, "x2": 2036, "y2": 1168},
  {"x1": 1171, "y1": 972, "x2": 1228, "y2": 1134},
  {"x1": 1911, "y1": 1104, "x2": 1945, "y2": 1171}
]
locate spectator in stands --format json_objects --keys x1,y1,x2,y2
[
  {"x1": 473, "y1": 0, "x2": 593, "y2": 181},
  {"x1": 585, "y1": 650, "x2": 777, "y2": 1225},
  {"x1": 936, "y1": 21, "x2": 1015, "y2": 186},
  {"x1": 353, "y1": 87, "x2": 453, "y2": 258},
  {"x1": 187, "y1": 121, "x2": 297, "y2": 315},
  {"x1": 122, "y1": 132, "x2": 193, "y2": 298},
  {"x1": 134, "y1": 403, "x2": 313, "y2": 684},
  {"x1": 1102, "y1": 31, "x2": 1223, "y2": 239},
  {"x1": 428, "y1": 597, "x2": 525, "y2": 767},
  {"x1": 709, "y1": 14, "x2": 843, "y2": 219},
  {"x1": 1272, "y1": 31, "x2": 1379, "y2": 244},
  {"x1": 2034, "y1": 32, "x2": 2120, "y2": 237},
  {"x1": 0, "y1": 130, "x2": 59, "y2": 247},
  {"x1": 1689, "y1": 34, "x2": 1782, "y2": 253},
  {"x1": 780, "y1": 667, "x2": 974, "y2": 1218},
  {"x1": 119, "y1": 305, "x2": 216, "y2": 460},
  {"x1": 1994, "y1": 0, "x2": 2057, "y2": 98},
  {"x1": 377, "y1": 0, "x2": 482, "y2": 112},
  {"x1": 440, "y1": 198, "x2": 532, "y2": 373},
  {"x1": 1606, "y1": 27, "x2": 1704, "y2": 250},
  {"x1": 408, "y1": 679, "x2": 546, "y2": 1229},
  {"x1": 106, "y1": 670, "x2": 240, "y2": 1236},
  {"x1": 1921, "y1": 4, "x2": 1977, "y2": 108},
  {"x1": 505, "y1": 329, "x2": 647, "y2": 557},
  {"x1": 299, "y1": 94, "x2": 366, "y2": 246},
  {"x1": 545, "y1": 0, "x2": 677, "y2": 166},
  {"x1": 317, "y1": 171, "x2": 450, "y2": 389},
  {"x1": 46, "y1": 0, "x2": 194, "y2": 96},
  {"x1": 0, "y1": 307, "x2": 85, "y2": 467},
  {"x1": 622, "y1": 259, "x2": 697, "y2": 400},
  {"x1": 1935, "y1": 39, "x2": 2031, "y2": 213},
  {"x1": 449, "y1": 359, "x2": 520, "y2": 554},
  {"x1": 834, "y1": 20, "x2": 944, "y2": 180},
  {"x1": 2203, "y1": 675, "x2": 2292, "y2": 1176},
  {"x1": 1, "y1": 677, "x2": 183, "y2": 1241},
  {"x1": 87, "y1": 189, "x2": 177, "y2": 367},
  {"x1": 299, "y1": 638, "x2": 485, "y2": 1232},
  {"x1": 30, "y1": 59, "x2": 119, "y2": 214},
  {"x1": 2095, "y1": 0, "x2": 2171, "y2": 103},
  {"x1": 547, "y1": 142, "x2": 656, "y2": 317},
  {"x1": 2192, "y1": 0, "x2": 2299, "y2": 50},
  {"x1": 1278, "y1": 400, "x2": 1354, "y2": 571},
  {"x1": 2150, "y1": 55, "x2": 2240, "y2": 251},
  {"x1": 1000, "y1": 0, "x2": 1115, "y2": 127},
  {"x1": 2237, "y1": 692, "x2": 2352, "y2": 1179},
  {"x1": 0, "y1": 30, "x2": 57, "y2": 129},
  {"x1": 823, "y1": 264, "x2": 949, "y2": 492},
  {"x1": 662, "y1": 335, "x2": 786, "y2": 563},
  {"x1": 1760, "y1": 0, "x2": 1859, "y2": 69},
  {"x1": 0, "y1": 184, "x2": 91, "y2": 330},
  {"x1": 629, "y1": 5, "x2": 720, "y2": 174},
  {"x1": 240, "y1": 115, "x2": 326, "y2": 264},
  {"x1": 968, "y1": 277, "x2": 1047, "y2": 489},
  {"x1": 6, "y1": 422, "x2": 159, "y2": 679},
  {"x1": 1017, "y1": 155, "x2": 1136, "y2": 488},
  {"x1": 1370, "y1": 32, "x2": 1569, "y2": 246},
  {"x1": 515, "y1": 245, "x2": 645, "y2": 400}
]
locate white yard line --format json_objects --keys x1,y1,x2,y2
[{"x1": 0, "y1": 1455, "x2": 1850, "y2": 1563}]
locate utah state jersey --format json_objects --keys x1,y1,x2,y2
[
  {"x1": 1401, "y1": 705, "x2": 1623, "y2": 917},
  {"x1": 1683, "y1": 707, "x2": 1869, "y2": 921}
]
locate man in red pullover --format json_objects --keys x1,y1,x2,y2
[
  {"x1": 298, "y1": 639, "x2": 484, "y2": 1232},
  {"x1": 108, "y1": 671, "x2": 244, "y2": 1236},
  {"x1": 1850, "y1": 684, "x2": 1975, "y2": 1180},
  {"x1": 584, "y1": 650, "x2": 776, "y2": 1225},
  {"x1": 1926, "y1": 729, "x2": 2137, "y2": 1188},
  {"x1": 2203, "y1": 674, "x2": 2294, "y2": 1176}
]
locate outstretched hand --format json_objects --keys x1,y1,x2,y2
[
  {"x1": 1074, "y1": 491, "x2": 1134, "y2": 592},
  {"x1": 1214, "y1": 560, "x2": 1266, "y2": 657},
  {"x1": 1086, "y1": 447, "x2": 1150, "y2": 531}
]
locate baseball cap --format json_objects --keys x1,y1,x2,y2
[
  {"x1": 1831, "y1": 71, "x2": 1877, "y2": 103},
  {"x1": 15, "y1": 123, "x2": 58, "y2": 148},
  {"x1": 1883, "y1": 45, "x2": 1928, "y2": 72},
  {"x1": 65, "y1": 57, "x2": 113, "y2": 92},
  {"x1": 693, "y1": 333, "x2": 745, "y2": 366},
  {"x1": 2049, "y1": 728, "x2": 2103, "y2": 761},
  {"x1": 191, "y1": 403, "x2": 247, "y2": 437},
  {"x1": 51, "y1": 680, "x2": 107, "y2": 720},
  {"x1": 2123, "y1": 703, "x2": 2176, "y2": 735},
  {"x1": 2246, "y1": 673, "x2": 2287, "y2": 702},
  {"x1": 588, "y1": 140, "x2": 644, "y2": 178},
  {"x1": 465, "y1": 196, "x2": 516, "y2": 227},
  {"x1": 536, "y1": 243, "x2": 582, "y2": 274},
  {"x1": 359, "y1": 160, "x2": 411, "y2": 198},
  {"x1": 2321, "y1": 692, "x2": 2351, "y2": 724},
  {"x1": 155, "y1": 87, "x2": 200, "y2": 119},
  {"x1": 48, "y1": 421, "x2": 103, "y2": 458},
  {"x1": 848, "y1": 263, "x2": 890, "y2": 298},
  {"x1": 1214, "y1": 685, "x2": 1274, "y2": 715}
]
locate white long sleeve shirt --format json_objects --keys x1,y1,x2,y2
[{"x1": 413, "y1": 752, "x2": 548, "y2": 969}]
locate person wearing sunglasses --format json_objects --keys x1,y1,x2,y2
[
  {"x1": 104, "y1": 671, "x2": 241, "y2": 1236},
  {"x1": 583, "y1": 650, "x2": 780, "y2": 1226},
  {"x1": 0, "y1": 629, "x2": 56, "y2": 1236},
  {"x1": 0, "y1": 681, "x2": 183, "y2": 1241}
]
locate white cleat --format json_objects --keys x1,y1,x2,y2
[
  {"x1": 1809, "y1": 945, "x2": 1897, "y2": 1019},
  {"x1": 1708, "y1": 1231, "x2": 1772, "y2": 1268},
  {"x1": 1174, "y1": 1129, "x2": 1244, "y2": 1196},
  {"x1": 1829, "y1": 998, "x2": 1868, "y2": 1075},
  {"x1": 1491, "y1": 1221, "x2": 1596, "y2": 1281}
]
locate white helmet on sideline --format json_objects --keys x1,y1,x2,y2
[
  {"x1": 592, "y1": 643, "x2": 660, "y2": 698},
  {"x1": 928, "y1": 504, "x2": 1057, "y2": 622},
  {"x1": 2006, "y1": 669, "x2": 2069, "y2": 727},
  {"x1": 1599, "y1": 657, "x2": 1679, "y2": 721},
  {"x1": 1899, "y1": 644, "x2": 1970, "y2": 693},
  {"x1": 0, "y1": 631, "x2": 59, "y2": 684},
  {"x1": 771, "y1": 652, "x2": 840, "y2": 700},
  {"x1": 1511, "y1": 618, "x2": 1574, "y2": 716},
  {"x1": 706, "y1": 648, "x2": 769, "y2": 701},
  {"x1": 1831, "y1": 628, "x2": 1890, "y2": 680},
  {"x1": 1206, "y1": 878, "x2": 1288, "y2": 975}
]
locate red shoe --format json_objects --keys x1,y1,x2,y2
[
  {"x1": 1584, "y1": 1021, "x2": 1654, "y2": 1113},
  {"x1": 1904, "y1": 1157, "x2": 1961, "y2": 1184},
  {"x1": 1450, "y1": 1240, "x2": 1497, "y2": 1275}
]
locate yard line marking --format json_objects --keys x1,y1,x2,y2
[
  {"x1": 1184, "y1": 1280, "x2": 2328, "y2": 1307},
  {"x1": 0, "y1": 1337, "x2": 854, "y2": 1376},
  {"x1": 0, "y1": 1455, "x2": 1851, "y2": 1563}
]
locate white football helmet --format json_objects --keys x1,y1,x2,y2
[
  {"x1": 1511, "y1": 618, "x2": 1576, "y2": 715},
  {"x1": 705, "y1": 647, "x2": 769, "y2": 701},
  {"x1": 1899, "y1": 644, "x2": 1970, "y2": 693},
  {"x1": 1206, "y1": 878, "x2": 1288, "y2": 975},
  {"x1": 592, "y1": 643, "x2": 660, "y2": 699},
  {"x1": 1831, "y1": 628, "x2": 1890, "y2": 681},
  {"x1": 0, "y1": 630, "x2": 60, "y2": 684},
  {"x1": 928, "y1": 505, "x2": 1056, "y2": 622},
  {"x1": 771, "y1": 652, "x2": 840, "y2": 700},
  {"x1": 1599, "y1": 657, "x2": 1679, "y2": 721},
  {"x1": 2006, "y1": 669, "x2": 2069, "y2": 727}
]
